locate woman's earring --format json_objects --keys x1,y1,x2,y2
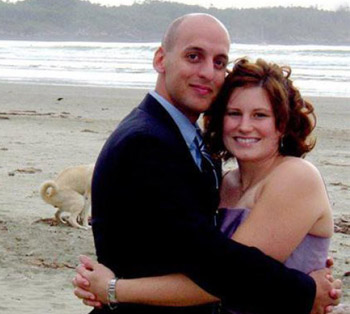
[{"x1": 280, "y1": 136, "x2": 284, "y2": 149}]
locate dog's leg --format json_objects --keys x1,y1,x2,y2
[
  {"x1": 67, "y1": 212, "x2": 88, "y2": 230},
  {"x1": 79, "y1": 192, "x2": 91, "y2": 228},
  {"x1": 55, "y1": 208, "x2": 67, "y2": 225}
]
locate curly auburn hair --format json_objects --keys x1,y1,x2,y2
[{"x1": 204, "y1": 58, "x2": 316, "y2": 160}]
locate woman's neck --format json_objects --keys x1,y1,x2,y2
[{"x1": 237, "y1": 154, "x2": 283, "y2": 194}]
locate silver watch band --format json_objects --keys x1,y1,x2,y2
[{"x1": 107, "y1": 278, "x2": 119, "y2": 310}]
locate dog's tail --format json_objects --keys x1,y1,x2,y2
[{"x1": 40, "y1": 180, "x2": 59, "y2": 205}]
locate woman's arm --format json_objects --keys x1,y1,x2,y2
[{"x1": 232, "y1": 159, "x2": 333, "y2": 262}]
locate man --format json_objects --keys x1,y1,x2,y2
[{"x1": 74, "y1": 13, "x2": 341, "y2": 313}]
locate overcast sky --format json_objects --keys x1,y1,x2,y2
[{"x1": 85, "y1": 0, "x2": 350, "y2": 10}]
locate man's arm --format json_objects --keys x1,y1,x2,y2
[
  {"x1": 108, "y1": 135, "x2": 318, "y2": 313},
  {"x1": 90, "y1": 133, "x2": 340, "y2": 313},
  {"x1": 73, "y1": 256, "x2": 341, "y2": 312}
]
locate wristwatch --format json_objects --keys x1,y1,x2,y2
[{"x1": 107, "y1": 278, "x2": 119, "y2": 310}]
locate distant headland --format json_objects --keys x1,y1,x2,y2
[{"x1": 0, "y1": 0, "x2": 349, "y2": 45}]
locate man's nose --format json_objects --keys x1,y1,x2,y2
[{"x1": 198, "y1": 60, "x2": 215, "y2": 80}]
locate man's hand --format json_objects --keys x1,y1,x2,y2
[
  {"x1": 309, "y1": 268, "x2": 342, "y2": 314},
  {"x1": 72, "y1": 255, "x2": 115, "y2": 307}
]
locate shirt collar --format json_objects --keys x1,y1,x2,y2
[{"x1": 149, "y1": 91, "x2": 198, "y2": 147}]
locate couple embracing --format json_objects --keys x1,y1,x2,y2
[{"x1": 73, "y1": 13, "x2": 341, "y2": 314}]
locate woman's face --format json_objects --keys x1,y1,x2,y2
[{"x1": 223, "y1": 86, "x2": 281, "y2": 163}]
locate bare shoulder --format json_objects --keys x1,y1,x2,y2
[
  {"x1": 260, "y1": 157, "x2": 329, "y2": 208},
  {"x1": 259, "y1": 157, "x2": 333, "y2": 237},
  {"x1": 268, "y1": 157, "x2": 324, "y2": 190},
  {"x1": 277, "y1": 156, "x2": 320, "y2": 174}
]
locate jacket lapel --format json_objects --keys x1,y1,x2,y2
[
  {"x1": 138, "y1": 94, "x2": 200, "y2": 169},
  {"x1": 138, "y1": 94, "x2": 221, "y2": 205}
]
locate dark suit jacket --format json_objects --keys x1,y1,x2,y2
[{"x1": 90, "y1": 94, "x2": 316, "y2": 314}]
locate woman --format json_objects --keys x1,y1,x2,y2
[{"x1": 74, "y1": 58, "x2": 335, "y2": 312}]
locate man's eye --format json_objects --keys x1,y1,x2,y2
[
  {"x1": 215, "y1": 59, "x2": 227, "y2": 70},
  {"x1": 187, "y1": 54, "x2": 199, "y2": 62}
]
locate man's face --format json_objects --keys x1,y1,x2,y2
[{"x1": 156, "y1": 17, "x2": 230, "y2": 123}]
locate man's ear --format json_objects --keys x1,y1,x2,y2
[{"x1": 153, "y1": 47, "x2": 166, "y2": 73}]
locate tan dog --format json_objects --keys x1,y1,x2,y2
[{"x1": 40, "y1": 164, "x2": 94, "y2": 230}]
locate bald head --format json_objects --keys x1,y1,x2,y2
[
  {"x1": 162, "y1": 13, "x2": 230, "y2": 52},
  {"x1": 153, "y1": 13, "x2": 230, "y2": 122}
]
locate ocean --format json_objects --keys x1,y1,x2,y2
[{"x1": 0, "y1": 40, "x2": 349, "y2": 98}]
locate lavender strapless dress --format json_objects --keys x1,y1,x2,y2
[{"x1": 217, "y1": 208, "x2": 331, "y2": 314}]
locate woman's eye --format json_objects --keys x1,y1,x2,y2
[
  {"x1": 254, "y1": 113, "x2": 268, "y2": 118},
  {"x1": 227, "y1": 111, "x2": 241, "y2": 116}
]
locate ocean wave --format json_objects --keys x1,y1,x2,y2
[{"x1": 0, "y1": 40, "x2": 349, "y2": 97}]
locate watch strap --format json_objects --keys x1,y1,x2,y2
[{"x1": 107, "y1": 278, "x2": 119, "y2": 310}]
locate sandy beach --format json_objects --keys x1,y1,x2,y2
[{"x1": 0, "y1": 82, "x2": 349, "y2": 313}]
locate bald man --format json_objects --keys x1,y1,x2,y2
[{"x1": 73, "y1": 14, "x2": 340, "y2": 314}]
